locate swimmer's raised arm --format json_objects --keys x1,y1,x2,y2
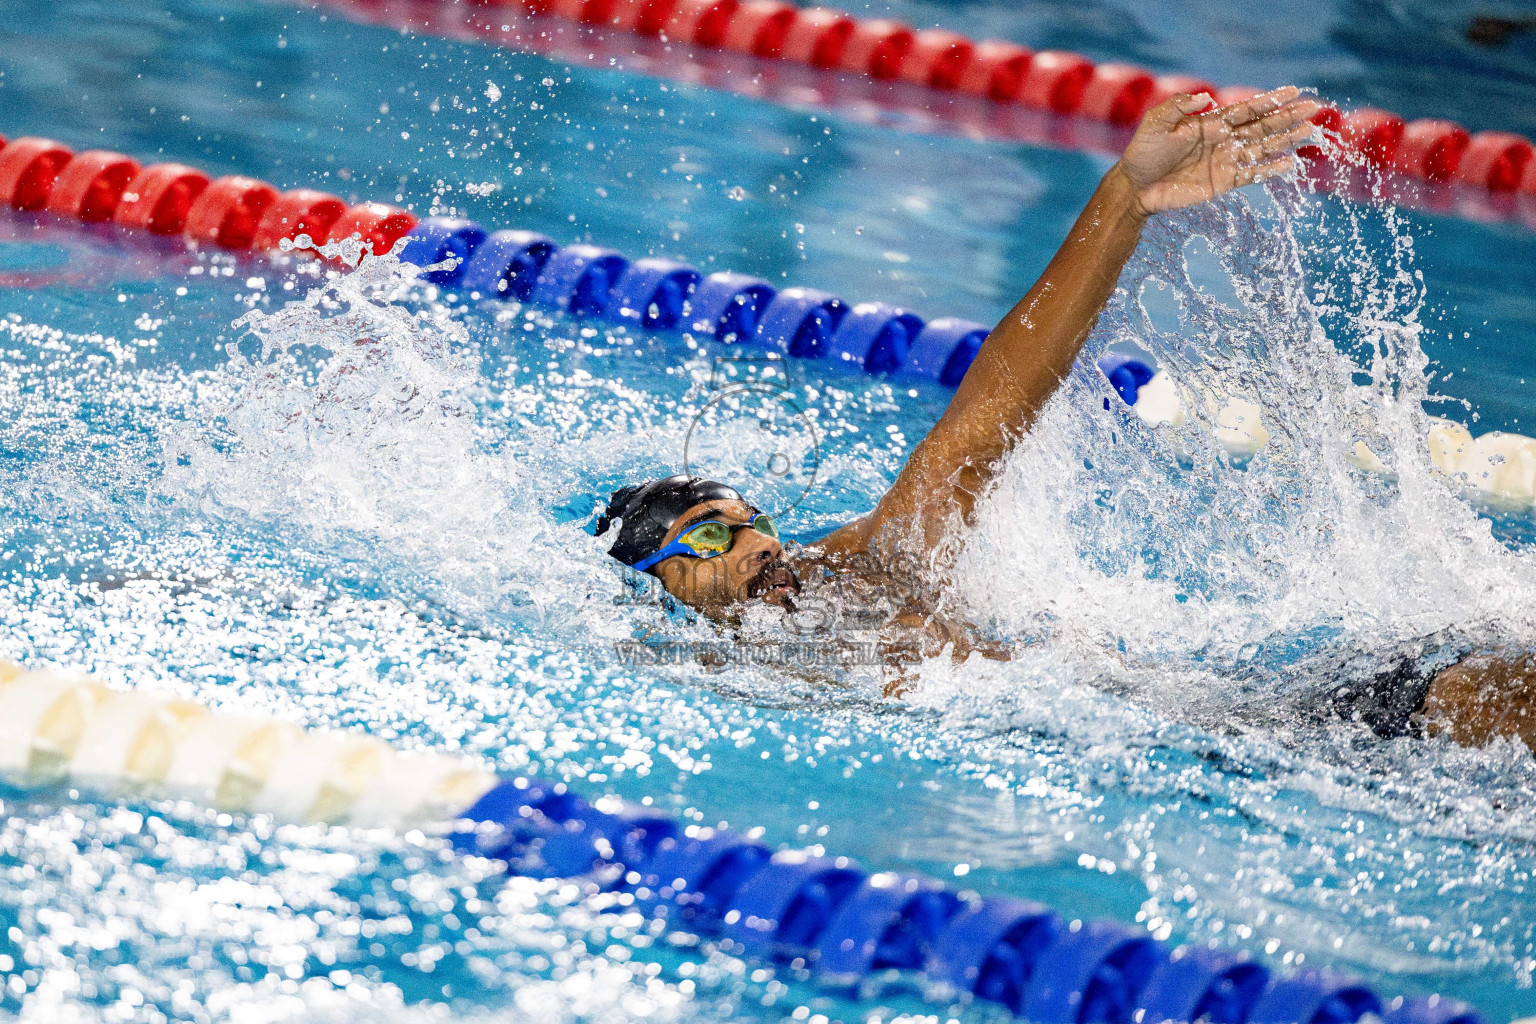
[{"x1": 816, "y1": 86, "x2": 1321, "y2": 559}]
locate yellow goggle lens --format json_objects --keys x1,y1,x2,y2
[
  {"x1": 677, "y1": 515, "x2": 777, "y2": 555},
  {"x1": 679, "y1": 521, "x2": 734, "y2": 553}
]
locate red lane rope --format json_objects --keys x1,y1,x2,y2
[
  {"x1": 0, "y1": 132, "x2": 418, "y2": 260},
  {"x1": 1, "y1": 103, "x2": 1531, "y2": 307},
  {"x1": 308, "y1": 0, "x2": 1536, "y2": 229}
]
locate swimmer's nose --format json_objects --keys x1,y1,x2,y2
[{"x1": 732, "y1": 527, "x2": 782, "y2": 563}]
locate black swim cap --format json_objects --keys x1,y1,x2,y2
[{"x1": 596, "y1": 476, "x2": 746, "y2": 568}]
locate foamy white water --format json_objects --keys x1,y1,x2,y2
[{"x1": 0, "y1": 170, "x2": 1532, "y2": 1020}]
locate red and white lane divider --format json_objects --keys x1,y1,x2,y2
[
  {"x1": 327, "y1": 0, "x2": 1536, "y2": 202},
  {"x1": 0, "y1": 134, "x2": 419, "y2": 260}
]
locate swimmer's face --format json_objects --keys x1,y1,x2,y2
[{"x1": 649, "y1": 498, "x2": 800, "y2": 616}]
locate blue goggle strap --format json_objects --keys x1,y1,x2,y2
[{"x1": 632, "y1": 537, "x2": 711, "y2": 574}]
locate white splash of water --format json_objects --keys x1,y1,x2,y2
[
  {"x1": 948, "y1": 179, "x2": 1536, "y2": 681},
  {"x1": 156, "y1": 246, "x2": 625, "y2": 637},
  {"x1": 916, "y1": 175, "x2": 1536, "y2": 976}
]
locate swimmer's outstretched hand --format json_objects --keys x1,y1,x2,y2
[
  {"x1": 815, "y1": 89, "x2": 1321, "y2": 563},
  {"x1": 1118, "y1": 85, "x2": 1322, "y2": 216}
]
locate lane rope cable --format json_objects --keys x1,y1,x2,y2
[
  {"x1": 0, "y1": 660, "x2": 1491, "y2": 1024},
  {"x1": 4, "y1": 131, "x2": 1533, "y2": 510}
]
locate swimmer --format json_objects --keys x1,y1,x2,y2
[{"x1": 594, "y1": 87, "x2": 1536, "y2": 750}]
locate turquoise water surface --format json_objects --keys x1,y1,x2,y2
[{"x1": 0, "y1": 0, "x2": 1534, "y2": 1021}]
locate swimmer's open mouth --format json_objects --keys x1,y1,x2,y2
[{"x1": 748, "y1": 561, "x2": 800, "y2": 606}]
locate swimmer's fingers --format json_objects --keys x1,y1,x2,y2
[
  {"x1": 1230, "y1": 99, "x2": 1324, "y2": 143},
  {"x1": 1145, "y1": 90, "x2": 1217, "y2": 130},
  {"x1": 1215, "y1": 85, "x2": 1302, "y2": 128},
  {"x1": 1234, "y1": 155, "x2": 1297, "y2": 187},
  {"x1": 1236, "y1": 121, "x2": 1317, "y2": 164}
]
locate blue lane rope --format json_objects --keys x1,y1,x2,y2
[
  {"x1": 394, "y1": 218, "x2": 1198, "y2": 403},
  {"x1": 448, "y1": 775, "x2": 1486, "y2": 1024},
  {"x1": 1098, "y1": 352, "x2": 1156, "y2": 405},
  {"x1": 396, "y1": 216, "x2": 989, "y2": 386}
]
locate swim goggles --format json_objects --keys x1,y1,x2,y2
[{"x1": 632, "y1": 513, "x2": 778, "y2": 573}]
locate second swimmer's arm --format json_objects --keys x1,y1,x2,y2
[{"x1": 817, "y1": 87, "x2": 1319, "y2": 558}]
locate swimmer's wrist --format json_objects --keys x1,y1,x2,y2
[{"x1": 1104, "y1": 162, "x2": 1152, "y2": 223}]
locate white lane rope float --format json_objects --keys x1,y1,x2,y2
[
  {"x1": 0, "y1": 660, "x2": 1493, "y2": 1024},
  {"x1": 0, "y1": 661, "x2": 497, "y2": 827},
  {"x1": 1124, "y1": 369, "x2": 1536, "y2": 509}
]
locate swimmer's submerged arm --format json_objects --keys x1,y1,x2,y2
[
  {"x1": 1423, "y1": 651, "x2": 1536, "y2": 751},
  {"x1": 816, "y1": 87, "x2": 1320, "y2": 558}
]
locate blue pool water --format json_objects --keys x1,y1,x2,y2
[{"x1": 1, "y1": 0, "x2": 1535, "y2": 1021}]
